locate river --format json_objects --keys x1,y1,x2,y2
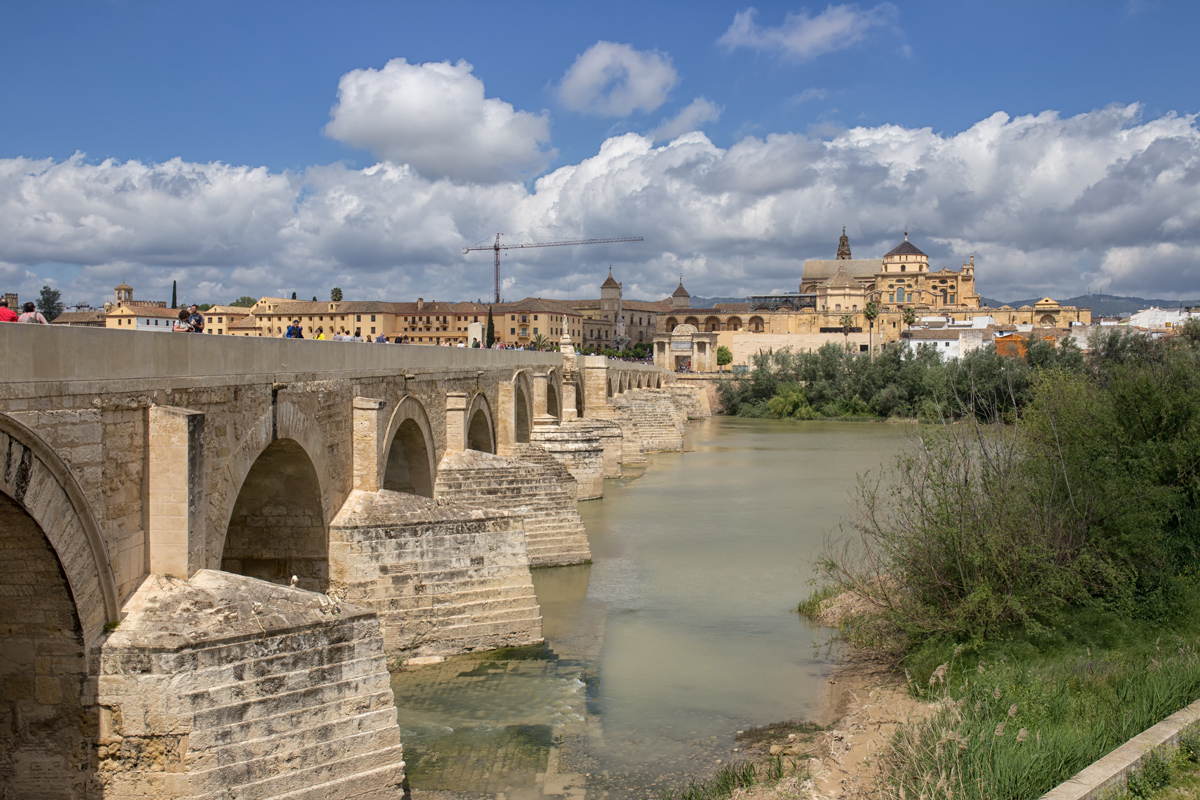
[{"x1": 391, "y1": 417, "x2": 910, "y2": 800}]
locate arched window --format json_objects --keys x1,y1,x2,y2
[{"x1": 896, "y1": 288, "x2": 906, "y2": 303}]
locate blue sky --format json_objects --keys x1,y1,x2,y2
[{"x1": 1, "y1": 0, "x2": 1197, "y2": 307}]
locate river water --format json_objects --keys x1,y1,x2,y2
[{"x1": 391, "y1": 417, "x2": 910, "y2": 800}]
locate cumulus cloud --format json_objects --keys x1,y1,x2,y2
[
  {"x1": 650, "y1": 97, "x2": 723, "y2": 141},
  {"x1": 719, "y1": 4, "x2": 899, "y2": 61},
  {"x1": 3, "y1": 105, "x2": 1200, "y2": 306},
  {"x1": 325, "y1": 58, "x2": 554, "y2": 183},
  {"x1": 558, "y1": 41, "x2": 678, "y2": 116}
]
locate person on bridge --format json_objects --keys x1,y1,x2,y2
[
  {"x1": 0, "y1": 299, "x2": 18, "y2": 322},
  {"x1": 187, "y1": 305, "x2": 205, "y2": 333},
  {"x1": 285, "y1": 319, "x2": 304, "y2": 339},
  {"x1": 314, "y1": 327, "x2": 326, "y2": 340},
  {"x1": 173, "y1": 309, "x2": 193, "y2": 332},
  {"x1": 18, "y1": 302, "x2": 48, "y2": 324},
  {"x1": 374, "y1": 333, "x2": 388, "y2": 343},
  {"x1": 351, "y1": 327, "x2": 364, "y2": 341}
]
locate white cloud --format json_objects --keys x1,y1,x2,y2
[
  {"x1": 718, "y1": 4, "x2": 899, "y2": 61},
  {"x1": 650, "y1": 97, "x2": 723, "y2": 141},
  {"x1": 558, "y1": 42, "x2": 678, "y2": 116},
  {"x1": 789, "y1": 88, "x2": 829, "y2": 105},
  {"x1": 3, "y1": 105, "x2": 1200, "y2": 306},
  {"x1": 325, "y1": 58, "x2": 553, "y2": 183}
]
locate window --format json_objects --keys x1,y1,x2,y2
[
  {"x1": 371, "y1": 314, "x2": 376, "y2": 322},
  {"x1": 511, "y1": 328, "x2": 515, "y2": 335},
  {"x1": 533, "y1": 328, "x2": 538, "y2": 335},
  {"x1": 511, "y1": 315, "x2": 515, "y2": 321},
  {"x1": 356, "y1": 314, "x2": 361, "y2": 321},
  {"x1": 371, "y1": 327, "x2": 376, "y2": 334},
  {"x1": 901, "y1": 264, "x2": 906, "y2": 272}
]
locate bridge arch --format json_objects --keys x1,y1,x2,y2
[
  {"x1": 382, "y1": 396, "x2": 436, "y2": 497},
  {"x1": 0, "y1": 414, "x2": 115, "y2": 795},
  {"x1": 215, "y1": 401, "x2": 332, "y2": 592},
  {"x1": 466, "y1": 392, "x2": 496, "y2": 453},
  {"x1": 0, "y1": 413, "x2": 118, "y2": 644},
  {"x1": 511, "y1": 370, "x2": 534, "y2": 443},
  {"x1": 572, "y1": 375, "x2": 585, "y2": 418},
  {"x1": 545, "y1": 369, "x2": 561, "y2": 420}
]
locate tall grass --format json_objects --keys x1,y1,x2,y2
[
  {"x1": 654, "y1": 757, "x2": 791, "y2": 800},
  {"x1": 882, "y1": 641, "x2": 1200, "y2": 800}
]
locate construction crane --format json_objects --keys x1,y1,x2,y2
[{"x1": 463, "y1": 233, "x2": 644, "y2": 303}]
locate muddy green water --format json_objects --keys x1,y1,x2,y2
[{"x1": 391, "y1": 417, "x2": 910, "y2": 800}]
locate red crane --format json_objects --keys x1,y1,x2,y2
[{"x1": 463, "y1": 233, "x2": 644, "y2": 303}]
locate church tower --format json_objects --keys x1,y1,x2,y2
[
  {"x1": 836, "y1": 227, "x2": 852, "y2": 259},
  {"x1": 670, "y1": 278, "x2": 691, "y2": 310},
  {"x1": 114, "y1": 282, "x2": 133, "y2": 308}
]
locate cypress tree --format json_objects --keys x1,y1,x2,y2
[
  {"x1": 171, "y1": 280, "x2": 177, "y2": 309},
  {"x1": 486, "y1": 306, "x2": 496, "y2": 348}
]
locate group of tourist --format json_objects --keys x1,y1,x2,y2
[
  {"x1": 0, "y1": 298, "x2": 49, "y2": 324},
  {"x1": 173, "y1": 305, "x2": 206, "y2": 333},
  {"x1": 283, "y1": 319, "x2": 404, "y2": 343}
]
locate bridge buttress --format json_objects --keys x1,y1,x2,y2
[
  {"x1": 444, "y1": 392, "x2": 468, "y2": 452},
  {"x1": 561, "y1": 382, "x2": 578, "y2": 421},
  {"x1": 532, "y1": 371, "x2": 556, "y2": 426},
  {"x1": 352, "y1": 397, "x2": 388, "y2": 492},
  {"x1": 148, "y1": 405, "x2": 207, "y2": 578}
]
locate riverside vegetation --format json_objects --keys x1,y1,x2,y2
[{"x1": 727, "y1": 322, "x2": 1200, "y2": 800}]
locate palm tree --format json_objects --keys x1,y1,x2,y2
[
  {"x1": 331, "y1": 287, "x2": 343, "y2": 302},
  {"x1": 839, "y1": 314, "x2": 855, "y2": 352},
  {"x1": 863, "y1": 301, "x2": 879, "y2": 358},
  {"x1": 903, "y1": 306, "x2": 917, "y2": 330},
  {"x1": 531, "y1": 333, "x2": 551, "y2": 351}
]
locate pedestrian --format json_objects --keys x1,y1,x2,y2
[
  {"x1": 285, "y1": 319, "x2": 304, "y2": 338},
  {"x1": 187, "y1": 304, "x2": 205, "y2": 333},
  {"x1": 352, "y1": 327, "x2": 363, "y2": 341},
  {"x1": 18, "y1": 302, "x2": 48, "y2": 324},
  {"x1": 0, "y1": 299, "x2": 17, "y2": 322},
  {"x1": 332, "y1": 328, "x2": 344, "y2": 341},
  {"x1": 314, "y1": 326, "x2": 326, "y2": 340},
  {"x1": 374, "y1": 333, "x2": 388, "y2": 343},
  {"x1": 173, "y1": 309, "x2": 193, "y2": 332}
]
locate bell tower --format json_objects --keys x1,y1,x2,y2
[{"x1": 836, "y1": 226, "x2": 851, "y2": 259}]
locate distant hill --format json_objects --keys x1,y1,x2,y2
[
  {"x1": 689, "y1": 296, "x2": 752, "y2": 308},
  {"x1": 982, "y1": 293, "x2": 1200, "y2": 318}
]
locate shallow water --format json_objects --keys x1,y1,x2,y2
[{"x1": 391, "y1": 417, "x2": 910, "y2": 799}]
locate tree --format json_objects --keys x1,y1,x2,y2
[
  {"x1": 311, "y1": 296, "x2": 317, "y2": 301},
  {"x1": 171, "y1": 280, "x2": 177, "y2": 309},
  {"x1": 863, "y1": 301, "x2": 879, "y2": 358},
  {"x1": 37, "y1": 286, "x2": 64, "y2": 321},
  {"x1": 291, "y1": 292, "x2": 297, "y2": 300},
  {"x1": 839, "y1": 314, "x2": 855, "y2": 352},
  {"x1": 486, "y1": 307, "x2": 496, "y2": 347},
  {"x1": 531, "y1": 333, "x2": 551, "y2": 351},
  {"x1": 902, "y1": 306, "x2": 917, "y2": 330},
  {"x1": 230, "y1": 296, "x2": 257, "y2": 307},
  {"x1": 331, "y1": 287, "x2": 343, "y2": 302},
  {"x1": 197, "y1": 303, "x2": 212, "y2": 312},
  {"x1": 717, "y1": 345, "x2": 733, "y2": 373}
]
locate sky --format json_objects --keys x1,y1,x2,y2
[{"x1": 1, "y1": 0, "x2": 1198, "y2": 308}]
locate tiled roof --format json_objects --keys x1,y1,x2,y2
[
  {"x1": 229, "y1": 317, "x2": 259, "y2": 329},
  {"x1": 885, "y1": 239, "x2": 927, "y2": 258},
  {"x1": 672, "y1": 281, "x2": 690, "y2": 298},
  {"x1": 601, "y1": 269, "x2": 620, "y2": 289},
  {"x1": 50, "y1": 310, "x2": 107, "y2": 325},
  {"x1": 801, "y1": 259, "x2": 880, "y2": 283},
  {"x1": 824, "y1": 264, "x2": 861, "y2": 289},
  {"x1": 495, "y1": 297, "x2": 583, "y2": 315}
]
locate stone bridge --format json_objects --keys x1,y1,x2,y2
[{"x1": 0, "y1": 324, "x2": 708, "y2": 799}]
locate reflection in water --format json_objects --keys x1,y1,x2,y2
[{"x1": 391, "y1": 418, "x2": 909, "y2": 799}]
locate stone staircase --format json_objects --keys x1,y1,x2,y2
[
  {"x1": 529, "y1": 423, "x2": 606, "y2": 499},
  {"x1": 435, "y1": 447, "x2": 592, "y2": 567},
  {"x1": 609, "y1": 389, "x2": 688, "y2": 452},
  {"x1": 329, "y1": 489, "x2": 543, "y2": 659}
]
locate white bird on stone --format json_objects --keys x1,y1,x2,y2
[{"x1": 290, "y1": 575, "x2": 299, "y2": 587}]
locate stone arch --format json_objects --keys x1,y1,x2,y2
[
  {"x1": 684, "y1": 316, "x2": 700, "y2": 327},
  {"x1": 210, "y1": 400, "x2": 333, "y2": 572},
  {"x1": 665, "y1": 316, "x2": 679, "y2": 332},
  {"x1": 1039, "y1": 314, "x2": 1056, "y2": 326},
  {"x1": 0, "y1": 415, "x2": 115, "y2": 797},
  {"x1": 704, "y1": 315, "x2": 721, "y2": 332},
  {"x1": 607, "y1": 376, "x2": 614, "y2": 398},
  {"x1": 382, "y1": 395, "x2": 436, "y2": 497},
  {"x1": 466, "y1": 392, "x2": 496, "y2": 453},
  {"x1": 546, "y1": 381, "x2": 560, "y2": 419},
  {"x1": 574, "y1": 376, "x2": 585, "y2": 418},
  {"x1": 726, "y1": 316, "x2": 742, "y2": 331},
  {"x1": 222, "y1": 437, "x2": 328, "y2": 592},
  {"x1": 0, "y1": 413, "x2": 119, "y2": 647},
  {"x1": 512, "y1": 370, "x2": 533, "y2": 443},
  {"x1": 749, "y1": 316, "x2": 765, "y2": 332}
]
